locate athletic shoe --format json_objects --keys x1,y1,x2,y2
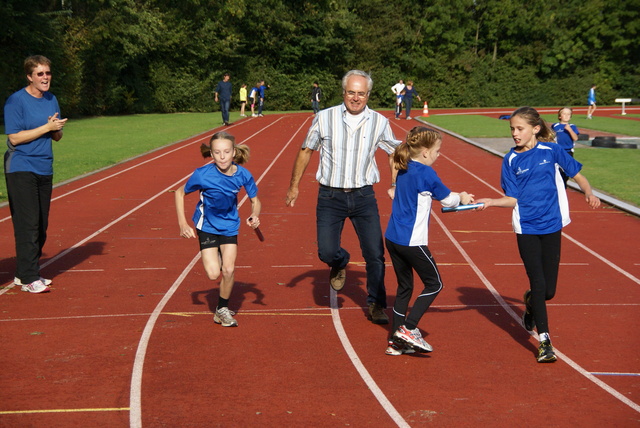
[
  {"x1": 406, "y1": 116, "x2": 412, "y2": 120},
  {"x1": 329, "y1": 266, "x2": 346, "y2": 291},
  {"x1": 251, "y1": 114, "x2": 257, "y2": 117},
  {"x1": 15, "y1": 277, "x2": 52, "y2": 287},
  {"x1": 20, "y1": 279, "x2": 50, "y2": 294},
  {"x1": 537, "y1": 340, "x2": 557, "y2": 363},
  {"x1": 258, "y1": 114, "x2": 264, "y2": 117},
  {"x1": 385, "y1": 340, "x2": 416, "y2": 356},
  {"x1": 393, "y1": 325, "x2": 432, "y2": 352},
  {"x1": 367, "y1": 303, "x2": 389, "y2": 325},
  {"x1": 214, "y1": 307, "x2": 238, "y2": 327},
  {"x1": 522, "y1": 289, "x2": 535, "y2": 331}
]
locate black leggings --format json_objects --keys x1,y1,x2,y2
[
  {"x1": 516, "y1": 231, "x2": 562, "y2": 334},
  {"x1": 385, "y1": 238, "x2": 443, "y2": 338}
]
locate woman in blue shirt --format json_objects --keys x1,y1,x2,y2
[
  {"x1": 477, "y1": 107, "x2": 600, "y2": 363},
  {"x1": 4, "y1": 55, "x2": 67, "y2": 294},
  {"x1": 175, "y1": 132, "x2": 261, "y2": 327}
]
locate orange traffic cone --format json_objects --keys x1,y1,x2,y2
[{"x1": 423, "y1": 102, "x2": 429, "y2": 117}]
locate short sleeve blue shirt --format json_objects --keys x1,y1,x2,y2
[
  {"x1": 501, "y1": 142, "x2": 582, "y2": 234},
  {"x1": 4, "y1": 88, "x2": 61, "y2": 175},
  {"x1": 552, "y1": 122, "x2": 579, "y2": 152},
  {"x1": 385, "y1": 160, "x2": 451, "y2": 246},
  {"x1": 184, "y1": 163, "x2": 258, "y2": 236}
]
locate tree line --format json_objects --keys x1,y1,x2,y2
[{"x1": 2, "y1": 0, "x2": 638, "y2": 119}]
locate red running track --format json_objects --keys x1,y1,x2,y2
[{"x1": 0, "y1": 110, "x2": 638, "y2": 427}]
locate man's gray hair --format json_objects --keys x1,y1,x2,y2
[{"x1": 342, "y1": 70, "x2": 373, "y2": 93}]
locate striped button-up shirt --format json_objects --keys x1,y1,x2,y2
[{"x1": 302, "y1": 104, "x2": 401, "y2": 188}]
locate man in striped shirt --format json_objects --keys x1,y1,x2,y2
[{"x1": 285, "y1": 70, "x2": 401, "y2": 324}]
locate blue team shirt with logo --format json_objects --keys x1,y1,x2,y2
[
  {"x1": 385, "y1": 160, "x2": 451, "y2": 246},
  {"x1": 552, "y1": 122, "x2": 579, "y2": 152},
  {"x1": 184, "y1": 163, "x2": 258, "y2": 236},
  {"x1": 501, "y1": 142, "x2": 582, "y2": 235}
]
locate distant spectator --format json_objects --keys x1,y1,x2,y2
[
  {"x1": 310, "y1": 82, "x2": 322, "y2": 114},
  {"x1": 403, "y1": 81, "x2": 421, "y2": 120},
  {"x1": 391, "y1": 79, "x2": 405, "y2": 107},
  {"x1": 257, "y1": 80, "x2": 270, "y2": 117},
  {"x1": 239, "y1": 84, "x2": 247, "y2": 117},
  {"x1": 587, "y1": 84, "x2": 596, "y2": 119},
  {"x1": 215, "y1": 73, "x2": 232, "y2": 126}
]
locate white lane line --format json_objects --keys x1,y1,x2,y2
[
  {"x1": 495, "y1": 263, "x2": 589, "y2": 266},
  {"x1": 431, "y1": 212, "x2": 640, "y2": 414},
  {"x1": 330, "y1": 290, "x2": 410, "y2": 428},
  {"x1": 129, "y1": 116, "x2": 312, "y2": 427},
  {"x1": 129, "y1": 253, "x2": 201, "y2": 428},
  {"x1": 591, "y1": 372, "x2": 640, "y2": 377}
]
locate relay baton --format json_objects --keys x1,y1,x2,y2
[{"x1": 441, "y1": 203, "x2": 484, "y2": 213}]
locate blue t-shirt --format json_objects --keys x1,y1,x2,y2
[
  {"x1": 184, "y1": 163, "x2": 258, "y2": 236},
  {"x1": 258, "y1": 85, "x2": 267, "y2": 99},
  {"x1": 501, "y1": 142, "x2": 582, "y2": 235},
  {"x1": 385, "y1": 160, "x2": 451, "y2": 246},
  {"x1": 4, "y1": 88, "x2": 61, "y2": 175},
  {"x1": 588, "y1": 88, "x2": 596, "y2": 104},
  {"x1": 552, "y1": 122, "x2": 579, "y2": 152}
]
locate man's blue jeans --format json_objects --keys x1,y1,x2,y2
[
  {"x1": 220, "y1": 98, "x2": 230, "y2": 122},
  {"x1": 316, "y1": 185, "x2": 387, "y2": 307}
]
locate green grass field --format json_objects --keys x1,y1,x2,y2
[{"x1": 1, "y1": 110, "x2": 638, "y2": 207}]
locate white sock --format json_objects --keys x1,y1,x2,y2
[{"x1": 539, "y1": 332, "x2": 550, "y2": 342}]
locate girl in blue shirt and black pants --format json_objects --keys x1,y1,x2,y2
[{"x1": 477, "y1": 106, "x2": 600, "y2": 363}]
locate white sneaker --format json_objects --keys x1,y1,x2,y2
[
  {"x1": 20, "y1": 279, "x2": 50, "y2": 294},
  {"x1": 251, "y1": 114, "x2": 257, "y2": 117},
  {"x1": 214, "y1": 307, "x2": 238, "y2": 327},
  {"x1": 393, "y1": 325, "x2": 432, "y2": 352},
  {"x1": 15, "y1": 277, "x2": 52, "y2": 287}
]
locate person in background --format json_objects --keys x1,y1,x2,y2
[
  {"x1": 391, "y1": 79, "x2": 405, "y2": 109},
  {"x1": 551, "y1": 107, "x2": 579, "y2": 187},
  {"x1": 394, "y1": 89, "x2": 405, "y2": 120},
  {"x1": 175, "y1": 132, "x2": 261, "y2": 327},
  {"x1": 215, "y1": 72, "x2": 232, "y2": 126},
  {"x1": 587, "y1": 84, "x2": 597, "y2": 119},
  {"x1": 257, "y1": 80, "x2": 270, "y2": 117},
  {"x1": 4, "y1": 55, "x2": 67, "y2": 294},
  {"x1": 249, "y1": 83, "x2": 258, "y2": 117},
  {"x1": 310, "y1": 82, "x2": 322, "y2": 115},
  {"x1": 286, "y1": 70, "x2": 401, "y2": 325},
  {"x1": 476, "y1": 106, "x2": 600, "y2": 363},
  {"x1": 239, "y1": 83, "x2": 247, "y2": 117},
  {"x1": 403, "y1": 81, "x2": 421, "y2": 120}
]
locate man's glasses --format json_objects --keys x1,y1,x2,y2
[
  {"x1": 345, "y1": 91, "x2": 368, "y2": 98},
  {"x1": 34, "y1": 71, "x2": 52, "y2": 77}
]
